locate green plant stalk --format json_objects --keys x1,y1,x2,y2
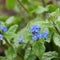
[
  {"x1": 3, "y1": 37, "x2": 14, "y2": 50},
  {"x1": 48, "y1": 16, "x2": 60, "y2": 35},
  {"x1": 17, "y1": 0, "x2": 34, "y2": 19},
  {"x1": 52, "y1": 21, "x2": 60, "y2": 35},
  {"x1": 17, "y1": 0, "x2": 29, "y2": 13}
]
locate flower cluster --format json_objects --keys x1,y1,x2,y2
[{"x1": 30, "y1": 25, "x2": 49, "y2": 41}]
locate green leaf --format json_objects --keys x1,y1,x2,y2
[
  {"x1": 6, "y1": 0, "x2": 16, "y2": 10},
  {"x1": 5, "y1": 48, "x2": 16, "y2": 60},
  {"x1": 15, "y1": 45, "x2": 25, "y2": 60},
  {"x1": 53, "y1": 34, "x2": 60, "y2": 56},
  {"x1": 53, "y1": 34, "x2": 60, "y2": 47},
  {"x1": 42, "y1": 51, "x2": 58, "y2": 60},
  {"x1": 48, "y1": 5, "x2": 58, "y2": 13},
  {"x1": 4, "y1": 32, "x2": 16, "y2": 40},
  {"x1": 32, "y1": 40, "x2": 45, "y2": 59},
  {"x1": 8, "y1": 24, "x2": 18, "y2": 33},
  {"x1": 35, "y1": 6, "x2": 48, "y2": 14},
  {"x1": 14, "y1": 56, "x2": 23, "y2": 60},
  {"x1": 5, "y1": 16, "x2": 15, "y2": 26},
  {"x1": 24, "y1": 47, "x2": 36, "y2": 60},
  {"x1": 28, "y1": 2, "x2": 40, "y2": 13},
  {"x1": 22, "y1": 0, "x2": 28, "y2": 4}
]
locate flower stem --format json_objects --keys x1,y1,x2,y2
[
  {"x1": 3, "y1": 37, "x2": 14, "y2": 49},
  {"x1": 17, "y1": 0, "x2": 29, "y2": 13},
  {"x1": 52, "y1": 21, "x2": 60, "y2": 35}
]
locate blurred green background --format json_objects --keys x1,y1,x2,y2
[{"x1": 0, "y1": 0, "x2": 60, "y2": 60}]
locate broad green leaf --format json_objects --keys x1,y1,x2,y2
[
  {"x1": 14, "y1": 56, "x2": 23, "y2": 60},
  {"x1": 48, "y1": 5, "x2": 58, "y2": 13},
  {"x1": 32, "y1": 40, "x2": 45, "y2": 59},
  {"x1": 53, "y1": 34, "x2": 60, "y2": 47},
  {"x1": 24, "y1": 47, "x2": 36, "y2": 60},
  {"x1": 5, "y1": 16, "x2": 15, "y2": 25},
  {"x1": 35, "y1": 6, "x2": 48, "y2": 14},
  {"x1": 15, "y1": 45, "x2": 25, "y2": 60},
  {"x1": 28, "y1": 2, "x2": 40, "y2": 13},
  {"x1": 53, "y1": 34, "x2": 60, "y2": 56},
  {"x1": 5, "y1": 48, "x2": 16, "y2": 60},
  {"x1": 4, "y1": 32, "x2": 16, "y2": 40},
  {"x1": 42, "y1": 51, "x2": 58, "y2": 60},
  {"x1": 6, "y1": 0, "x2": 16, "y2": 10},
  {"x1": 8, "y1": 24, "x2": 18, "y2": 33}
]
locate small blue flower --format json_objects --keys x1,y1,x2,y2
[
  {"x1": 45, "y1": 30, "x2": 49, "y2": 34},
  {"x1": 32, "y1": 35, "x2": 38, "y2": 41},
  {"x1": 0, "y1": 26, "x2": 8, "y2": 32},
  {"x1": 30, "y1": 25, "x2": 40, "y2": 33},
  {"x1": 2, "y1": 26, "x2": 8, "y2": 32},
  {"x1": 0, "y1": 34, "x2": 3, "y2": 40},
  {"x1": 0, "y1": 26, "x2": 3, "y2": 30},
  {"x1": 18, "y1": 37, "x2": 24, "y2": 44},
  {"x1": 42, "y1": 31, "x2": 49, "y2": 39},
  {"x1": 32, "y1": 33, "x2": 42, "y2": 41}
]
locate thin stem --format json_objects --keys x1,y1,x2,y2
[
  {"x1": 17, "y1": 0, "x2": 29, "y2": 13},
  {"x1": 17, "y1": 0, "x2": 34, "y2": 20},
  {"x1": 52, "y1": 21, "x2": 60, "y2": 35},
  {"x1": 3, "y1": 37, "x2": 14, "y2": 49}
]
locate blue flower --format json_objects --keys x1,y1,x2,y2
[
  {"x1": 32, "y1": 35, "x2": 38, "y2": 41},
  {"x1": 0, "y1": 26, "x2": 3, "y2": 30},
  {"x1": 30, "y1": 26, "x2": 49, "y2": 41},
  {"x1": 32, "y1": 33, "x2": 42, "y2": 41},
  {"x1": 0, "y1": 26, "x2": 8, "y2": 32},
  {"x1": 2, "y1": 26, "x2": 8, "y2": 32},
  {"x1": 30, "y1": 25, "x2": 40, "y2": 33},
  {"x1": 18, "y1": 37, "x2": 24, "y2": 44},
  {"x1": 42, "y1": 31, "x2": 49, "y2": 39},
  {"x1": 0, "y1": 34, "x2": 3, "y2": 40}
]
